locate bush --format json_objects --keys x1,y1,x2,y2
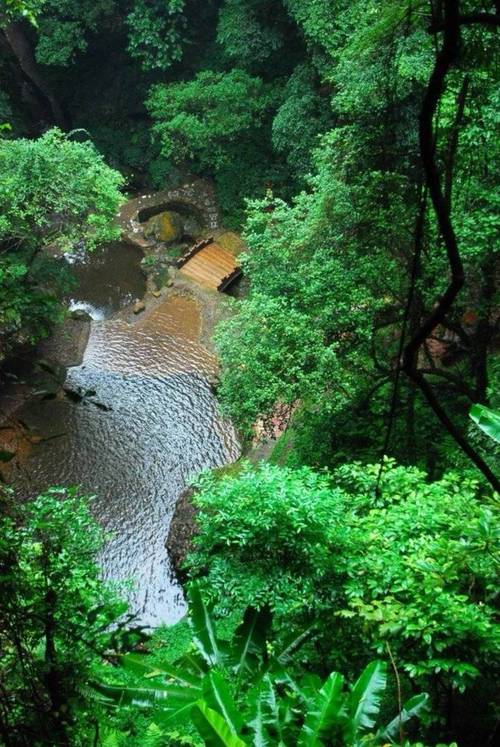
[
  {"x1": 187, "y1": 462, "x2": 349, "y2": 627},
  {"x1": 0, "y1": 487, "x2": 129, "y2": 744},
  {"x1": 186, "y1": 461, "x2": 499, "y2": 711},
  {"x1": 0, "y1": 128, "x2": 124, "y2": 359}
]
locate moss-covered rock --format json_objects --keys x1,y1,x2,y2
[
  {"x1": 215, "y1": 230, "x2": 246, "y2": 256},
  {"x1": 143, "y1": 210, "x2": 183, "y2": 243},
  {"x1": 166, "y1": 486, "x2": 198, "y2": 582}
]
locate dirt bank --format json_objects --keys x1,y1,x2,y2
[
  {"x1": 166, "y1": 486, "x2": 199, "y2": 582},
  {"x1": 0, "y1": 317, "x2": 90, "y2": 481}
]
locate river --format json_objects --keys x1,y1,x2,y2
[{"x1": 9, "y1": 242, "x2": 239, "y2": 627}]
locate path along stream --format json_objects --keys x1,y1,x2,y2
[{"x1": 9, "y1": 242, "x2": 239, "y2": 627}]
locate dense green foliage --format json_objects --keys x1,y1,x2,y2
[
  {"x1": 147, "y1": 69, "x2": 278, "y2": 221},
  {"x1": 212, "y1": 2, "x2": 499, "y2": 473},
  {"x1": 0, "y1": 129, "x2": 123, "y2": 359},
  {"x1": 0, "y1": 488, "x2": 131, "y2": 745},
  {"x1": 0, "y1": 129, "x2": 123, "y2": 251},
  {"x1": 0, "y1": 0, "x2": 42, "y2": 24},
  {"x1": 96, "y1": 586, "x2": 433, "y2": 746},
  {"x1": 0, "y1": 1, "x2": 498, "y2": 745},
  {"x1": 186, "y1": 462, "x2": 499, "y2": 704}
]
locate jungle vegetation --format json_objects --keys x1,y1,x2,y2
[{"x1": 0, "y1": 1, "x2": 499, "y2": 746}]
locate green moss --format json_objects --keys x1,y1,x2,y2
[
  {"x1": 207, "y1": 460, "x2": 245, "y2": 482},
  {"x1": 143, "y1": 210, "x2": 183, "y2": 243}
]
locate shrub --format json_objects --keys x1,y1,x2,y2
[{"x1": 186, "y1": 461, "x2": 499, "y2": 705}]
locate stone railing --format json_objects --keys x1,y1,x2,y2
[{"x1": 117, "y1": 179, "x2": 220, "y2": 248}]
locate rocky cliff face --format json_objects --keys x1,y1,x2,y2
[{"x1": 166, "y1": 486, "x2": 199, "y2": 584}]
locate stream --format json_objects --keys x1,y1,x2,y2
[{"x1": 10, "y1": 242, "x2": 239, "y2": 627}]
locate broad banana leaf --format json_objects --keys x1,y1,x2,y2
[
  {"x1": 191, "y1": 700, "x2": 248, "y2": 746},
  {"x1": 232, "y1": 605, "x2": 271, "y2": 673},
  {"x1": 247, "y1": 685, "x2": 272, "y2": 747},
  {"x1": 188, "y1": 582, "x2": 223, "y2": 666},
  {"x1": 298, "y1": 671, "x2": 345, "y2": 746},
  {"x1": 379, "y1": 692, "x2": 430, "y2": 743},
  {"x1": 346, "y1": 660, "x2": 387, "y2": 739},
  {"x1": 121, "y1": 652, "x2": 201, "y2": 687},
  {"x1": 276, "y1": 625, "x2": 315, "y2": 666},
  {"x1": 203, "y1": 671, "x2": 244, "y2": 734},
  {"x1": 288, "y1": 673, "x2": 323, "y2": 705},
  {"x1": 94, "y1": 680, "x2": 203, "y2": 729},
  {"x1": 470, "y1": 403, "x2": 500, "y2": 443},
  {"x1": 92, "y1": 681, "x2": 196, "y2": 709},
  {"x1": 258, "y1": 674, "x2": 288, "y2": 746}
]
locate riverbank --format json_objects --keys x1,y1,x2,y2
[
  {"x1": 1, "y1": 185, "x2": 243, "y2": 624},
  {"x1": 0, "y1": 317, "x2": 90, "y2": 481},
  {"x1": 1, "y1": 179, "x2": 240, "y2": 478}
]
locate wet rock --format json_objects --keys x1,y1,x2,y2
[
  {"x1": 133, "y1": 300, "x2": 146, "y2": 314},
  {"x1": 144, "y1": 210, "x2": 183, "y2": 243},
  {"x1": 31, "y1": 358, "x2": 67, "y2": 395},
  {"x1": 166, "y1": 487, "x2": 199, "y2": 583},
  {"x1": 37, "y1": 318, "x2": 90, "y2": 369},
  {"x1": 207, "y1": 372, "x2": 219, "y2": 391},
  {"x1": 70, "y1": 308, "x2": 92, "y2": 322}
]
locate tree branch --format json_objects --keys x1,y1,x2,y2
[
  {"x1": 430, "y1": 13, "x2": 500, "y2": 32},
  {"x1": 402, "y1": 0, "x2": 500, "y2": 491}
]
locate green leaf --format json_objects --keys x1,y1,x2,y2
[
  {"x1": 247, "y1": 685, "x2": 272, "y2": 747},
  {"x1": 203, "y1": 672, "x2": 243, "y2": 734},
  {"x1": 92, "y1": 678, "x2": 202, "y2": 723},
  {"x1": 0, "y1": 450, "x2": 15, "y2": 462},
  {"x1": 346, "y1": 660, "x2": 387, "y2": 739},
  {"x1": 188, "y1": 582, "x2": 222, "y2": 666},
  {"x1": 276, "y1": 625, "x2": 315, "y2": 666},
  {"x1": 380, "y1": 692, "x2": 430, "y2": 742},
  {"x1": 470, "y1": 404, "x2": 500, "y2": 443},
  {"x1": 232, "y1": 605, "x2": 271, "y2": 673},
  {"x1": 121, "y1": 653, "x2": 202, "y2": 687},
  {"x1": 191, "y1": 700, "x2": 247, "y2": 746},
  {"x1": 298, "y1": 671, "x2": 345, "y2": 746},
  {"x1": 257, "y1": 674, "x2": 287, "y2": 746},
  {"x1": 92, "y1": 681, "x2": 175, "y2": 708}
]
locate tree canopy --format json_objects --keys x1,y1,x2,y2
[
  {"x1": 0, "y1": 1, "x2": 498, "y2": 745},
  {"x1": 0, "y1": 129, "x2": 123, "y2": 359}
]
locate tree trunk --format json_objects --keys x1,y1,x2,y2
[
  {"x1": 471, "y1": 255, "x2": 496, "y2": 402},
  {"x1": 444, "y1": 75, "x2": 470, "y2": 212},
  {"x1": 1, "y1": 21, "x2": 67, "y2": 129}
]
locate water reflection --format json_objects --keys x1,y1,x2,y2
[
  {"x1": 13, "y1": 273, "x2": 239, "y2": 626},
  {"x1": 66, "y1": 242, "x2": 146, "y2": 320}
]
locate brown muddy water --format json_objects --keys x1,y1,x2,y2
[
  {"x1": 66, "y1": 241, "x2": 146, "y2": 320},
  {"x1": 9, "y1": 243, "x2": 239, "y2": 627}
]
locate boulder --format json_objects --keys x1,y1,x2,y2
[
  {"x1": 133, "y1": 299, "x2": 146, "y2": 314},
  {"x1": 143, "y1": 210, "x2": 183, "y2": 243},
  {"x1": 70, "y1": 308, "x2": 92, "y2": 322},
  {"x1": 166, "y1": 487, "x2": 199, "y2": 582}
]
